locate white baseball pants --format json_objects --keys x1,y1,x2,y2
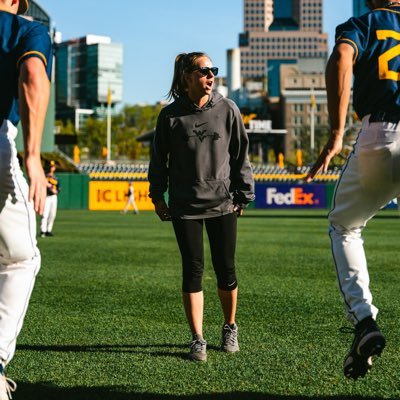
[
  {"x1": 41, "y1": 194, "x2": 57, "y2": 233},
  {"x1": 329, "y1": 116, "x2": 400, "y2": 326},
  {"x1": 0, "y1": 120, "x2": 41, "y2": 364},
  {"x1": 123, "y1": 195, "x2": 139, "y2": 213}
]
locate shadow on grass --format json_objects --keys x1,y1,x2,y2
[
  {"x1": 243, "y1": 213, "x2": 399, "y2": 220},
  {"x1": 14, "y1": 383, "x2": 394, "y2": 400},
  {"x1": 15, "y1": 345, "x2": 396, "y2": 400},
  {"x1": 17, "y1": 343, "x2": 221, "y2": 361},
  {"x1": 243, "y1": 214, "x2": 326, "y2": 219}
]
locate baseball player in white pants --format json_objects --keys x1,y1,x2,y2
[
  {"x1": 40, "y1": 194, "x2": 58, "y2": 236},
  {"x1": 40, "y1": 162, "x2": 59, "y2": 237},
  {"x1": 122, "y1": 182, "x2": 139, "y2": 214},
  {"x1": 329, "y1": 116, "x2": 400, "y2": 326},
  {"x1": 0, "y1": 122, "x2": 41, "y2": 362},
  {"x1": 307, "y1": 0, "x2": 400, "y2": 381},
  {"x1": 0, "y1": 0, "x2": 52, "y2": 397}
]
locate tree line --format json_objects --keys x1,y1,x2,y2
[{"x1": 56, "y1": 103, "x2": 163, "y2": 161}]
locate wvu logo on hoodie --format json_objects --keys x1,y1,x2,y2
[{"x1": 186, "y1": 122, "x2": 221, "y2": 142}]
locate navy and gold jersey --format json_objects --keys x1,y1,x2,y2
[
  {"x1": 0, "y1": 10, "x2": 52, "y2": 126},
  {"x1": 335, "y1": 4, "x2": 400, "y2": 119},
  {"x1": 46, "y1": 174, "x2": 59, "y2": 196}
]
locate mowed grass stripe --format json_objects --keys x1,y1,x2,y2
[{"x1": 9, "y1": 209, "x2": 400, "y2": 399}]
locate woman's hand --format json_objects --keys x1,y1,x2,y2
[
  {"x1": 154, "y1": 200, "x2": 171, "y2": 221},
  {"x1": 233, "y1": 204, "x2": 244, "y2": 217}
]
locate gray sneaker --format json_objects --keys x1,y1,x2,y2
[
  {"x1": 221, "y1": 323, "x2": 240, "y2": 353},
  {"x1": 189, "y1": 335, "x2": 207, "y2": 362}
]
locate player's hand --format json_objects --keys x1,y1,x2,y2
[
  {"x1": 24, "y1": 155, "x2": 48, "y2": 215},
  {"x1": 233, "y1": 204, "x2": 244, "y2": 217},
  {"x1": 154, "y1": 200, "x2": 171, "y2": 221},
  {"x1": 306, "y1": 132, "x2": 344, "y2": 183}
]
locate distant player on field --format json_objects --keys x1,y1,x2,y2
[
  {"x1": 307, "y1": 0, "x2": 400, "y2": 380},
  {"x1": 122, "y1": 181, "x2": 139, "y2": 214},
  {"x1": 0, "y1": 0, "x2": 52, "y2": 397},
  {"x1": 40, "y1": 161, "x2": 59, "y2": 237}
]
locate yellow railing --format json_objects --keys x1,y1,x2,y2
[
  {"x1": 88, "y1": 171, "x2": 340, "y2": 182},
  {"x1": 89, "y1": 172, "x2": 148, "y2": 180},
  {"x1": 253, "y1": 173, "x2": 340, "y2": 181}
]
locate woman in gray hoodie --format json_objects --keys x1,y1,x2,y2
[{"x1": 148, "y1": 52, "x2": 254, "y2": 362}]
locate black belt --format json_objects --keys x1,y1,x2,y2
[{"x1": 369, "y1": 111, "x2": 400, "y2": 123}]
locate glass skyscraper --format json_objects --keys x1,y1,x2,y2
[
  {"x1": 353, "y1": 0, "x2": 370, "y2": 17},
  {"x1": 25, "y1": 1, "x2": 50, "y2": 29},
  {"x1": 55, "y1": 35, "x2": 123, "y2": 128},
  {"x1": 16, "y1": 0, "x2": 54, "y2": 152}
]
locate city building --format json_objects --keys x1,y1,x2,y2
[
  {"x1": 237, "y1": 0, "x2": 328, "y2": 99},
  {"x1": 226, "y1": 0, "x2": 328, "y2": 163},
  {"x1": 16, "y1": 0, "x2": 55, "y2": 153},
  {"x1": 55, "y1": 35, "x2": 123, "y2": 132},
  {"x1": 353, "y1": 0, "x2": 370, "y2": 17},
  {"x1": 280, "y1": 59, "x2": 327, "y2": 155},
  {"x1": 280, "y1": 58, "x2": 357, "y2": 161},
  {"x1": 25, "y1": 0, "x2": 50, "y2": 29}
]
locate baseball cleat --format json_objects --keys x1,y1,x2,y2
[
  {"x1": 188, "y1": 335, "x2": 207, "y2": 362},
  {"x1": 221, "y1": 323, "x2": 240, "y2": 353},
  {"x1": 344, "y1": 353, "x2": 372, "y2": 380},
  {"x1": 343, "y1": 317, "x2": 385, "y2": 380}
]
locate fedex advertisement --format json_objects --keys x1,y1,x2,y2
[{"x1": 255, "y1": 184, "x2": 327, "y2": 209}]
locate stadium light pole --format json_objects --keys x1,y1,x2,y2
[
  {"x1": 106, "y1": 87, "x2": 112, "y2": 163},
  {"x1": 310, "y1": 88, "x2": 316, "y2": 163}
]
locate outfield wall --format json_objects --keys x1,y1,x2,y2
[
  {"x1": 58, "y1": 174, "x2": 90, "y2": 210},
  {"x1": 57, "y1": 175, "x2": 339, "y2": 211},
  {"x1": 89, "y1": 181, "x2": 154, "y2": 211},
  {"x1": 255, "y1": 183, "x2": 332, "y2": 210}
]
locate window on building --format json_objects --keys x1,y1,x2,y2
[{"x1": 274, "y1": 0, "x2": 293, "y2": 19}]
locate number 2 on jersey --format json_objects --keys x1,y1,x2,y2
[{"x1": 377, "y1": 30, "x2": 400, "y2": 81}]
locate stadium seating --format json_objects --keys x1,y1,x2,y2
[
  {"x1": 252, "y1": 164, "x2": 341, "y2": 182},
  {"x1": 77, "y1": 162, "x2": 341, "y2": 183},
  {"x1": 78, "y1": 162, "x2": 149, "y2": 181}
]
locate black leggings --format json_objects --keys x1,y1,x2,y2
[{"x1": 172, "y1": 213, "x2": 238, "y2": 293}]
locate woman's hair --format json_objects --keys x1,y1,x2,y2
[{"x1": 167, "y1": 52, "x2": 209, "y2": 101}]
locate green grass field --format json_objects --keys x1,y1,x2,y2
[{"x1": 9, "y1": 209, "x2": 400, "y2": 399}]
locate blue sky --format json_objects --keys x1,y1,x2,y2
[{"x1": 36, "y1": 0, "x2": 352, "y2": 106}]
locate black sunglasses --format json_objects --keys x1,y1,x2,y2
[{"x1": 191, "y1": 67, "x2": 219, "y2": 77}]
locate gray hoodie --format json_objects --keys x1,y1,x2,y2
[{"x1": 148, "y1": 92, "x2": 255, "y2": 219}]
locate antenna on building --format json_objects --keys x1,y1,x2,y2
[{"x1": 310, "y1": 87, "x2": 316, "y2": 163}]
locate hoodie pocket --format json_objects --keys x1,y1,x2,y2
[{"x1": 170, "y1": 178, "x2": 232, "y2": 207}]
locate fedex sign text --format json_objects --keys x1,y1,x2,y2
[{"x1": 255, "y1": 184, "x2": 326, "y2": 209}]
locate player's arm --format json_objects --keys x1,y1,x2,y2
[
  {"x1": 306, "y1": 43, "x2": 354, "y2": 182},
  {"x1": 18, "y1": 57, "x2": 51, "y2": 214}
]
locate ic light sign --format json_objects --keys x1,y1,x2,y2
[{"x1": 255, "y1": 184, "x2": 326, "y2": 209}]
